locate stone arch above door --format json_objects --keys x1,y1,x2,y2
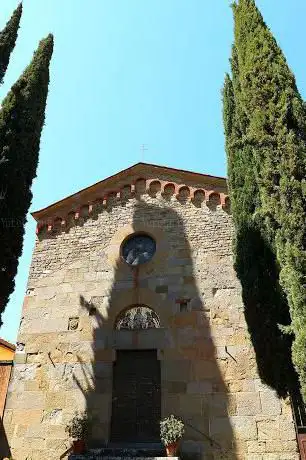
[
  {"x1": 115, "y1": 305, "x2": 160, "y2": 330},
  {"x1": 108, "y1": 288, "x2": 170, "y2": 328}
]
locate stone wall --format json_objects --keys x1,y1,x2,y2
[{"x1": 3, "y1": 173, "x2": 299, "y2": 460}]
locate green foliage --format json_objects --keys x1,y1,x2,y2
[
  {"x1": 0, "y1": 34, "x2": 53, "y2": 325},
  {"x1": 160, "y1": 415, "x2": 184, "y2": 446},
  {"x1": 224, "y1": 0, "x2": 306, "y2": 401},
  {"x1": 0, "y1": 3, "x2": 22, "y2": 84},
  {"x1": 65, "y1": 411, "x2": 92, "y2": 440}
]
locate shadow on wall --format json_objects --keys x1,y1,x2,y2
[
  {"x1": 0, "y1": 418, "x2": 10, "y2": 457},
  {"x1": 74, "y1": 200, "x2": 237, "y2": 459},
  {"x1": 234, "y1": 224, "x2": 299, "y2": 397}
]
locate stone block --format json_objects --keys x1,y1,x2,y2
[
  {"x1": 95, "y1": 349, "x2": 115, "y2": 362},
  {"x1": 94, "y1": 362, "x2": 112, "y2": 379},
  {"x1": 42, "y1": 408, "x2": 63, "y2": 425},
  {"x1": 59, "y1": 283, "x2": 75, "y2": 294},
  {"x1": 44, "y1": 424, "x2": 66, "y2": 439},
  {"x1": 178, "y1": 394, "x2": 203, "y2": 416},
  {"x1": 161, "y1": 360, "x2": 191, "y2": 382},
  {"x1": 221, "y1": 352, "x2": 258, "y2": 381},
  {"x1": 12, "y1": 409, "x2": 42, "y2": 425},
  {"x1": 247, "y1": 441, "x2": 266, "y2": 453},
  {"x1": 45, "y1": 391, "x2": 66, "y2": 410},
  {"x1": 155, "y1": 285, "x2": 168, "y2": 293},
  {"x1": 36, "y1": 285, "x2": 58, "y2": 300},
  {"x1": 87, "y1": 394, "x2": 111, "y2": 417},
  {"x1": 171, "y1": 312, "x2": 197, "y2": 327},
  {"x1": 190, "y1": 296, "x2": 205, "y2": 311},
  {"x1": 65, "y1": 389, "x2": 87, "y2": 411},
  {"x1": 137, "y1": 328, "x2": 170, "y2": 349},
  {"x1": 183, "y1": 415, "x2": 209, "y2": 441},
  {"x1": 111, "y1": 330, "x2": 134, "y2": 348},
  {"x1": 254, "y1": 378, "x2": 272, "y2": 392},
  {"x1": 228, "y1": 379, "x2": 256, "y2": 393},
  {"x1": 3, "y1": 409, "x2": 12, "y2": 425},
  {"x1": 27, "y1": 318, "x2": 67, "y2": 333},
  {"x1": 208, "y1": 392, "x2": 237, "y2": 416},
  {"x1": 91, "y1": 421, "x2": 109, "y2": 442},
  {"x1": 265, "y1": 440, "x2": 298, "y2": 453},
  {"x1": 45, "y1": 438, "x2": 67, "y2": 451},
  {"x1": 209, "y1": 416, "x2": 238, "y2": 441},
  {"x1": 83, "y1": 271, "x2": 97, "y2": 282},
  {"x1": 187, "y1": 381, "x2": 212, "y2": 394},
  {"x1": 8, "y1": 391, "x2": 45, "y2": 410},
  {"x1": 259, "y1": 390, "x2": 281, "y2": 416},
  {"x1": 26, "y1": 422, "x2": 47, "y2": 438},
  {"x1": 279, "y1": 416, "x2": 296, "y2": 441},
  {"x1": 179, "y1": 343, "x2": 214, "y2": 361},
  {"x1": 228, "y1": 329, "x2": 251, "y2": 346},
  {"x1": 161, "y1": 394, "x2": 180, "y2": 416},
  {"x1": 165, "y1": 381, "x2": 187, "y2": 393},
  {"x1": 264, "y1": 455, "x2": 299, "y2": 460},
  {"x1": 192, "y1": 360, "x2": 220, "y2": 380},
  {"x1": 229, "y1": 416, "x2": 258, "y2": 440},
  {"x1": 257, "y1": 419, "x2": 279, "y2": 440},
  {"x1": 176, "y1": 326, "x2": 195, "y2": 347},
  {"x1": 236, "y1": 392, "x2": 261, "y2": 416}
]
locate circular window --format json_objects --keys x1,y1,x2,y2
[{"x1": 121, "y1": 233, "x2": 156, "y2": 266}]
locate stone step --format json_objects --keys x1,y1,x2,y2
[
  {"x1": 69, "y1": 443, "x2": 171, "y2": 460},
  {"x1": 70, "y1": 457, "x2": 177, "y2": 460}
]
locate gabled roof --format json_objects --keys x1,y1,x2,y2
[
  {"x1": 32, "y1": 162, "x2": 229, "y2": 235},
  {"x1": 32, "y1": 162, "x2": 227, "y2": 222},
  {"x1": 0, "y1": 338, "x2": 16, "y2": 351}
]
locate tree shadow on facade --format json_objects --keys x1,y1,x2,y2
[
  {"x1": 76, "y1": 200, "x2": 238, "y2": 459},
  {"x1": 234, "y1": 224, "x2": 299, "y2": 397}
]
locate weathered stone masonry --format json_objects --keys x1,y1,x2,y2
[{"x1": 3, "y1": 163, "x2": 299, "y2": 459}]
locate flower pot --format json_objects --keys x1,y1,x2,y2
[
  {"x1": 72, "y1": 439, "x2": 85, "y2": 454},
  {"x1": 165, "y1": 441, "x2": 179, "y2": 456}
]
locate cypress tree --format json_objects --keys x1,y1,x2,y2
[
  {"x1": 0, "y1": 34, "x2": 54, "y2": 325},
  {"x1": 223, "y1": 0, "x2": 306, "y2": 401},
  {"x1": 0, "y1": 3, "x2": 22, "y2": 84}
]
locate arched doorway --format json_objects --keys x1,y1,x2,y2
[{"x1": 111, "y1": 306, "x2": 161, "y2": 443}]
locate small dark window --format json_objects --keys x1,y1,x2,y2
[{"x1": 180, "y1": 301, "x2": 188, "y2": 313}]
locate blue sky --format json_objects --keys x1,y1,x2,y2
[{"x1": 1, "y1": 0, "x2": 306, "y2": 343}]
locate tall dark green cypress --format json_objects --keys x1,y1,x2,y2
[
  {"x1": 223, "y1": 0, "x2": 306, "y2": 401},
  {"x1": 0, "y1": 3, "x2": 22, "y2": 84},
  {"x1": 0, "y1": 34, "x2": 54, "y2": 325}
]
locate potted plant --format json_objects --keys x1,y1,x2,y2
[
  {"x1": 65, "y1": 411, "x2": 90, "y2": 454},
  {"x1": 160, "y1": 414, "x2": 184, "y2": 456}
]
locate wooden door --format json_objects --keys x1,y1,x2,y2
[{"x1": 111, "y1": 350, "x2": 161, "y2": 442}]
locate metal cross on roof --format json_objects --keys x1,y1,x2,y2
[{"x1": 140, "y1": 144, "x2": 148, "y2": 161}]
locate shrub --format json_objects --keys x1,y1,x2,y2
[
  {"x1": 160, "y1": 415, "x2": 184, "y2": 446},
  {"x1": 65, "y1": 411, "x2": 91, "y2": 440}
]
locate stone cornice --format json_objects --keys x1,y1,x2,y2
[{"x1": 32, "y1": 163, "x2": 230, "y2": 235}]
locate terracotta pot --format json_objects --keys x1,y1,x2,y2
[
  {"x1": 72, "y1": 439, "x2": 85, "y2": 454},
  {"x1": 165, "y1": 441, "x2": 179, "y2": 456}
]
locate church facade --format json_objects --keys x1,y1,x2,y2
[{"x1": 3, "y1": 163, "x2": 299, "y2": 459}]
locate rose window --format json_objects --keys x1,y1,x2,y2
[{"x1": 121, "y1": 234, "x2": 156, "y2": 266}]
